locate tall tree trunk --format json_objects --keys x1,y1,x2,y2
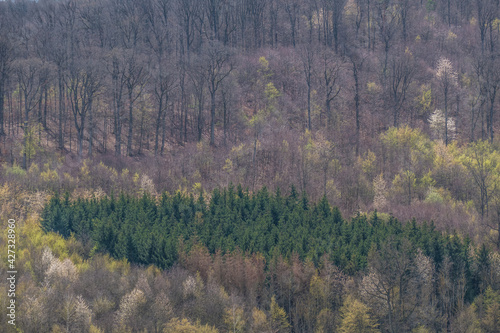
[
  {"x1": 161, "y1": 107, "x2": 167, "y2": 155},
  {"x1": 114, "y1": 101, "x2": 122, "y2": 156},
  {"x1": 22, "y1": 92, "x2": 29, "y2": 170},
  {"x1": 210, "y1": 89, "x2": 216, "y2": 145},
  {"x1": 43, "y1": 88, "x2": 48, "y2": 129},
  {"x1": 154, "y1": 96, "x2": 163, "y2": 156},
  {"x1": 127, "y1": 90, "x2": 134, "y2": 156},
  {"x1": 444, "y1": 85, "x2": 448, "y2": 145},
  {"x1": 223, "y1": 90, "x2": 228, "y2": 146},
  {"x1": 139, "y1": 108, "x2": 145, "y2": 154},
  {"x1": 307, "y1": 78, "x2": 311, "y2": 131},
  {"x1": 58, "y1": 73, "x2": 64, "y2": 150},
  {"x1": 354, "y1": 63, "x2": 360, "y2": 156},
  {"x1": 489, "y1": 87, "x2": 497, "y2": 142},
  {"x1": 88, "y1": 98, "x2": 93, "y2": 157},
  {"x1": 197, "y1": 90, "x2": 203, "y2": 142}
]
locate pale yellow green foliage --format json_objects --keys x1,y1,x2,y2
[
  {"x1": 338, "y1": 296, "x2": 380, "y2": 333},
  {"x1": 412, "y1": 326, "x2": 432, "y2": 333},
  {"x1": 90, "y1": 325, "x2": 104, "y2": 333},
  {"x1": 451, "y1": 304, "x2": 482, "y2": 333},
  {"x1": 80, "y1": 160, "x2": 90, "y2": 178},
  {"x1": 483, "y1": 302, "x2": 500, "y2": 332},
  {"x1": 21, "y1": 124, "x2": 42, "y2": 161},
  {"x1": 163, "y1": 318, "x2": 219, "y2": 333},
  {"x1": 314, "y1": 308, "x2": 335, "y2": 333},
  {"x1": 416, "y1": 84, "x2": 432, "y2": 115},
  {"x1": 446, "y1": 30, "x2": 457, "y2": 41},
  {"x1": 367, "y1": 82, "x2": 381, "y2": 93},
  {"x1": 250, "y1": 57, "x2": 280, "y2": 129},
  {"x1": 309, "y1": 275, "x2": 328, "y2": 306},
  {"x1": 424, "y1": 187, "x2": 444, "y2": 204},
  {"x1": 270, "y1": 295, "x2": 291, "y2": 332},
  {"x1": 459, "y1": 140, "x2": 500, "y2": 216},
  {"x1": 381, "y1": 126, "x2": 432, "y2": 161},
  {"x1": 392, "y1": 170, "x2": 416, "y2": 204},
  {"x1": 252, "y1": 307, "x2": 269, "y2": 331},
  {"x1": 359, "y1": 150, "x2": 377, "y2": 177},
  {"x1": 25, "y1": 223, "x2": 69, "y2": 259},
  {"x1": 223, "y1": 158, "x2": 233, "y2": 173},
  {"x1": 93, "y1": 297, "x2": 115, "y2": 318},
  {"x1": 433, "y1": 141, "x2": 459, "y2": 170},
  {"x1": 420, "y1": 171, "x2": 436, "y2": 189},
  {"x1": 304, "y1": 132, "x2": 335, "y2": 167},
  {"x1": 493, "y1": 18, "x2": 500, "y2": 30},
  {"x1": 51, "y1": 324, "x2": 64, "y2": 333},
  {"x1": 258, "y1": 56, "x2": 270, "y2": 73},
  {"x1": 265, "y1": 82, "x2": 280, "y2": 101},
  {"x1": 0, "y1": 184, "x2": 14, "y2": 217},
  {"x1": 461, "y1": 73, "x2": 472, "y2": 87},
  {"x1": 382, "y1": 126, "x2": 434, "y2": 203},
  {"x1": 192, "y1": 182, "x2": 203, "y2": 194},
  {"x1": 40, "y1": 163, "x2": 59, "y2": 183},
  {"x1": 459, "y1": 140, "x2": 500, "y2": 175},
  {"x1": 224, "y1": 305, "x2": 245, "y2": 333},
  {"x1": 105, "y1": 257, "x2": 130, "y2": 275}
]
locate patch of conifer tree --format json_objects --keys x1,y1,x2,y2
[{"x1": 41, "y1": 185, "x2": 481, "y2": 301}]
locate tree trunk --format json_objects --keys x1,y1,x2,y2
[
  {"x1": 58, "y1": 73, "x2": 64, "y2": 150},
  {"x1": 489, "y1": 87, "x2": 497, "y2": 143},
  {"x1": 154, "y1": 96, "x2": 163, "y2": 156},
  {"x1": 197, "y1": 91, "x2": 203, "y2": 142},
  {"x1": 139, "y1": 106, "x2": 145, "y2": 154},
  {"x1": 223, "y1": 90, "x2": 228, "y2": 146},
  {"x1": 326, "y1": 98, "x2": 332, "y2": 129},
  {"x1": 22, "y1": 92, "x2": 29, "y2": 170},
  {"x1": 354, "y1": 64, "x2": 360, "y2": 156},
  {"x1": 127, "y1": 90, "x2": 134, "y2": 156},
  {"x1": 307, "y1": 78, "x2": 311, "y2": 131},
  {"x1": 114, "y1": 101, "x2": 122, "y2": 156},
  {"x1": 43, "y1": 88, "x2": 48, "y2": 129},
  {"x1": 444, "y1": 85, "x2": 448, "y2": 145},
  {"x1": 161, "y1": 108, "x2": 167, "y2": 155},
  {"x1": 210, "y1": 89, "x2": 216, "y2": 145},
  {"x1": 88, "y1": 98, "x2": 93, "y2": 157}
]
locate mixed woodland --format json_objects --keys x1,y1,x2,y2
[{"x1": 1, "y1": 0, "x2": 500, "y2": 332}]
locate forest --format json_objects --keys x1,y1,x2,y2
[{"x1": 0, "y1": 0, "x2": 500, "y2": 332}]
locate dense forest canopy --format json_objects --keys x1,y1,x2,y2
[
  {"x1": 41, "y1": 186, "x2": 464, "y2": 274},
  {"x1": 1, "y1": 0, "x2": 500, "y2": 332}
]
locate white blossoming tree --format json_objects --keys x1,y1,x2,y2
[
  {"x1": 435, "y1": 57, "x2": 458, "y2": 145},
  {"x1": 429, "y1": 109, "x2": 456, "y2": 141}
]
